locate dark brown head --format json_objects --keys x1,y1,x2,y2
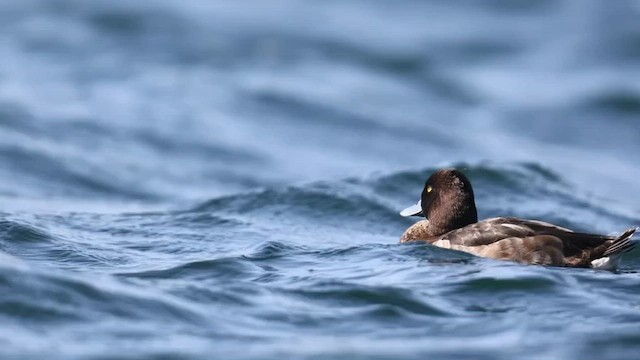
[{"x1": 400, "y1": 168, "x2": 478, "y2": 236}]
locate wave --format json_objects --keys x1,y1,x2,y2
[
  {"x1": 189, "y1": 162, "x2": 638, "y2": 233},
  {"x1": 3, "y1": 161, "x2": 636, "y2": 272},
  {"x1": 0, "y1": 264, "x2": 204, "y2": 325}
]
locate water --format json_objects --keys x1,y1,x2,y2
[{"x1": 1, "y1": 0, "x2": 640, "y2": 359}]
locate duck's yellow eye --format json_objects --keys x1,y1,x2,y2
[{"x1": 426, "y1": 186, "x2": 433, "y2": 193}]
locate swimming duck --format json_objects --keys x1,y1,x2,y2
[{"x1": 400, "y1": 168, "x2": 637, "y2": 269}]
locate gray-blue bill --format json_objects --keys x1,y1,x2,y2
[{"x1": 400, "y1": 200, "x2": 423, "y2": 217}]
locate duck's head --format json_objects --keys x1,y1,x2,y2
[{"x1": 400, "y1": 168, "x2": 478, "y2": 235}]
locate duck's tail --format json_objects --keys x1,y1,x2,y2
[{"x1": 590, "y1": 227, "x2": 637, "y2": 270}]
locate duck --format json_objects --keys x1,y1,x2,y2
[{"x1": 400, "y1": 168, "x2": 637, "y2": 269}]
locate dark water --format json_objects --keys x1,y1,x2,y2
[{"x1": 1, "y1": 0, "x2": 640, "y2": 359}]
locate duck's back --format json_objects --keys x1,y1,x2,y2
[{"x1": 437, "y1": 217, "x2": 580, "y2": 246}]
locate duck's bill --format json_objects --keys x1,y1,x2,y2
[{"x1": 400, "y1": 200, "x2": 424, "y2": 217}]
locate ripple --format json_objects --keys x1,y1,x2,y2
[
  {"x1": 281, "y1": 281, "x2": 451, "y2": 317},
  {"x1": 193, "y1": 183, "x2": 399, "y2": 227},
  {"x1": 588, "y1": 90, "x2": 640, "y2": 115},
  {"x1": 0, "y1": 219, "x2": 53, "y2": 244},
  {"x1": 117, "y1": 257, "x2": 260, "y2": 281},
  {"x1": 243, "y1": 241, "x2": 301, "y2": 261},
  {"x1": 451, "y1": 275, "x2": 559, "y2": 293},
  {"x1": 0, "y1": 266, "x2": 204, "y2": 326}
]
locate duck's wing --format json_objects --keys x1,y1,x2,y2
[
  {"x1": 434, "y1": 234, "x2": 567, "y2": 266},
  {"x1": 441, "y1": 217, "x2": 613, "y2": 249},
  {"x1": 435, "y1": 228, "x2": 637, "y2": 268},
  {"x1": 438, "y1": 217, "x2": 556, "y2": 246},
  {"x1": 524, "y1": 221, "x2": 635, "y2": 258},
  {"x1": 439, "y1": 218, "x2": 637, "y2": 267}
]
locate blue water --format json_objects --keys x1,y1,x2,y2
[{"x1": 1, "y1": 0, "x2": 640, "y2": 359}]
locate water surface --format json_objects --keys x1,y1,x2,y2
[{"x1": 1, "y1": 1, "x2": 640, "y2": 359}]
